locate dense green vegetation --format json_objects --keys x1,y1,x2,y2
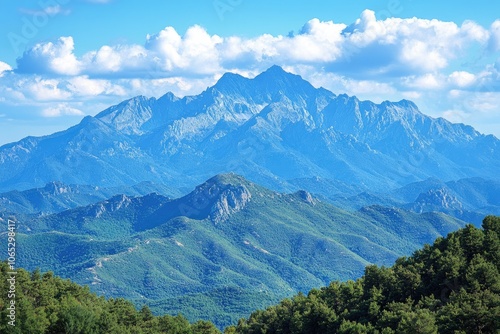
[
  {"x1": 1, "y1": 216, "x2": 498, "y2": 332},
  {"x1": 3, "y1": 175, "x2": 468, "y2": 328},
  {"x1": 229, "y1": 216, "x2": 500, "y2": 333},
  {"x1": 0, "y1": 261, "x2": 220, "y2": 333}
]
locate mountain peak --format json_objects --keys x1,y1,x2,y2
[
  {"x1": 158, "y1": 91, "x2": 179, "y2": 103},
  {"x1": 94, "y1": 95, "x2": 157, "y2": 135},
  {"x1": 176, "y1": 174, "x2": 253, "y2": 224},
  {"x1": 255, "y1": 65, "x2": 298, "y2": 81},
  {"x1": 212, "y1": 72, "x2": 251, "y2": 95},
  {"x1": 261, "y1": 65, "x2": 287, "y2": 75},
  {"x1": 251, "y1": 65, "x2": 319, "y2": 99},
  {"x1": 412, "y1": 188, "x2": 464, "y2": 211},
  {"x1": 293, "y1": 190, "x2": 317, "y2": 206},
  {"x1": 206, "y1": 173, "x2": 251, "y2": 187}
]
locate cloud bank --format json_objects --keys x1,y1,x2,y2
[{"x1": 12, "y1": 10, "x2": 492, "y2": 80}]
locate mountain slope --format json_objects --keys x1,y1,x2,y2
[
  {"x1": 0, "y1": 66, "x2": 498, "y2": 197},
  {"x1": 231, "y1": 216, "x2": 500, "y2": 333},
  {"x1": 3, "y1": 174, "x2": 467, "y2": 328}
]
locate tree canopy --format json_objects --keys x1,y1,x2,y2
[
  {"x1": 0, "y1": 261, "x2": 220, "y2": 334},
  {"x1": 230, "y1": 216, "x2": 500, "y2": 333}
]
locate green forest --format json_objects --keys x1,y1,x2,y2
[
  {"x1": 1, "y1": 216, "x2": 500, "y2": 333},
  {"x1": 0, "y1": 261, "x2": 220, "y2": 333}
]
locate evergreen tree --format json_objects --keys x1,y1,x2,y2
[{"x1": 233, "y1": 216, "x2": 500, "y2": 333}]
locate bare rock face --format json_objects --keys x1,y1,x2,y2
[
  {"x1": 412, "y1": 188, "x2": 463, "y2": 212},
  {"x1": 90, "y1": 194, "x2": 132, "y2": 218},
  {"x1": 179, "y1": 174, "x2": 253, "y2": 224},
  {"x1": 295, "y1": 190, "x2": 317, "y2": 206},
  {"x1": 43, "y1": 181, "x2": 71, "y2": 195},
  {"x1": 209, "y1": 185, "x2": 252, "y2": 224}
]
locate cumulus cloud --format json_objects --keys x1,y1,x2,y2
[
  {"x1": 220, "y1": 18, "x2": 346, "y2": 68},
  {"x1": 0, "y1": 62, "x2": 12, "y2": 77},
  {"x1": 402, "y1": 73, "x2": 444, "y2": 90},
  {"x1": 335, "y1": 11, "x2": 489, "y2": 77},
  {"x1": 66, "y1": 76, "x2": 127, "y2": 96},
  {"x1": 42, "y1": 103, "x2": 84, "y2": 117},
  {"x1": 145, "y1": 25, "x2": 223, "y2": 74},
  {"x1": 82, "y1": 44, "x2": 149, "y2": 75},
  {"x1": 12, "y1": 10, "x2": 491, "y2": 80},
  {"x1": 489, "y1": 20, "x2": 500, "y2": 51},
  {"x1": 449, "y1": 71, "x2": 476, "y2": 88},
  {"x1": 25, "y1": 77, "x2": 72, "y2": 101},
  {"x1": 16, "y1": 36, "x2": 81, "y2": 75}
]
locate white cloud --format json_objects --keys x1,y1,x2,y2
[
  {"x1": 449, "y1": 71, "x2": 476, "y2": 88},
  {"x1": 466, "y1": 92, "x2": 500, "y2": 112},
  {"x1": 13, "y1": 11, "x2": 490, "y2": 80},
  {"x1": 145, "y1": 25, "x2": 223, "y2": 74},
  {"x1": 66, "y1": 76, "x2": 127, "y2": 96},
  {"x1": 20, "y1": 5, "x2": 70, "y2": 16},
  {"x1": 85, "y1": 46, "x2": 123, "y2": 73},
  {"x1": 442, "y1": 109, "x2": 470, "y2": 123},
  {"x1": 401, "y1": 91, "x2": 422, "y2": 100},
  {"x1": 489, "y1": 20, "x2": 500, "y2": 51},
  {"x1": 448, "y1": 89, "x2": 463, "y2": 98},
  {"x1": 339, "y1": 11, "x2": 488, "y2": 76},
  {"x1": 17, "y1": 36, "x2": 81, "y2": 75},
  {"x1": 402, "y1": 73, "x2": 444, "y2": 90},
  {"x1": 291, "y1": 66, "x2": 396, "y2": 103},
  {"x1": 120, "y1": 76, "x2": 217, "y2": 98},
  {"x1": 0, "y1": 62, "x2": 12, "y2": 77},
  {"x1": 0, "y1": 84, "x2": 26, "y2": 102},
  {"x1": 82, "y1": 44, "x2": 150, "y2": 75},
  {"x1": 42, "y1": 103, "x2": 84, "y2": 117},
  {"x1": 26, "y1": 77, "x2": 72, "y2": 101},
  {"x1": 399, "y1": 40, "x2": 448, "y2": 72},
  {"x1": 462, "y1": 20, "x2": 490, "y2": 43}
]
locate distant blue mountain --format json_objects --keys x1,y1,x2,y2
[
  {"x1": 0, "y1": 180, "x2": 177, "y2": 215},
  {"x1": 330, "y1": 177, "x2": 500, "y2": 225},
  {"x1": 0, "y1": 66, "x2": 498, "y2": 201}
]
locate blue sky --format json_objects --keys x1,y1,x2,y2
[{"x1": 0, "y1": 0, "x2": 499, "y2": 144}]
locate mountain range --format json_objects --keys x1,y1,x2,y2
[
  {"x1": 2, "y1": 173, "x2": 466, "y2": 328},
  {"x1": 0, "y1": 180, "x2": 176, "y2": 215},
  {"x1": 1, "y1": 66, "x2": 499, "y2": 327},
  {"x1": 0, "y1": 66, "x2": 498, "y2": 198},
  {"x1": 331, "y1": 177, "x2": 500, "y2": 225}
]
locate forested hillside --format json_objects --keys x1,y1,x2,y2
[
  {"x1": 1, "y1": 216, "x2": 499, "y2": 333},
  {"x1": 0, "y1": 262, "x2": 220, "y2": 333},
  {"x1": 5, "y1": 174, "x2": 468, "y2": 329},
  {"x1": 230, "y1": 216, "x2": 500, "y2": 333}
]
